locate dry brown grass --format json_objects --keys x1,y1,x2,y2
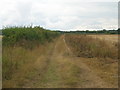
[
  {"x1": 88, "y1": 35, "x2": 118, "y2": 43},
  {"x1": 3, "y1": 35, "x2": 118, "y2": 88},
  {"x1": 2, "y1": 40, "x2": 56, "y2": 88},
  {"x1": 65, "y1": 34, "x2": 118, "y2": 87},
  {"x1": 89, "y1": 35, "x2": 119, "y2": 52},
  {"x1": 80, "y1": 57, "x2": 118, "y2": 87},
  {"x1": 65, "y1": 34, "x2": 118, "y2": 59}
]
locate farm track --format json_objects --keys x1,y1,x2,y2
[{"x1": 22, "y1": 35, "x2": 116, "y2": 88}]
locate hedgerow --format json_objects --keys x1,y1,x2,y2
[{"x1": 2, "y1": 26, "x2": 60, "y2": 49}]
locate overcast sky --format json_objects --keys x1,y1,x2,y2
[{"x1": 0, "y1": 0, "x2": 119, "y2": 31}]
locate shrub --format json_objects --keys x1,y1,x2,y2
[{"x1": 2, "y1": 26, "x2": 60, "y2": 49}]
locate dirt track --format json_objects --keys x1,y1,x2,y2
[{"x1": 22, "y1": 35, "x2": 117, "y2": 88}]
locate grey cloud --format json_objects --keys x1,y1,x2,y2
[{"x1": 0, "y1": 0, "x2": 118, "y2": 30}]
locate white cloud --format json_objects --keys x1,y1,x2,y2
[{"x1": 0, "y1": 0, "x2": 118, "y2": 30}]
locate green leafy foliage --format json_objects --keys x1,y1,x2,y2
[
  {"x1": 63, "y1": 29, "x2": 118, "y2": 34},
  {"x1": 2, "y1": 26, "x2": 60, "y2": 49},
  {"x1": 2, "y1": 26, "x2": 60, "y2": 81}
]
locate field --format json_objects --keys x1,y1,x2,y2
[
  {"x1": 2, "y1": 28, "x2": 118, "y2": 88},
  {"x1": 88, "y1": 35, "x2": 118, "y2": 46},
  {"x1": 65, "y1": 34, "x2": 118, "y2": 87}
]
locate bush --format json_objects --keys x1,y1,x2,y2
[
  {"x1": 2, "y1": 26, "x2": 60, "y2": 49},
  {"x1": 2, "y1": 26, "x2": 60, "y2": 81}
]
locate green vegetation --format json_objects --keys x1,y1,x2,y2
[
  {"x1": 62, "y1": 29, "x2": 119, "y2": 34},
  {"x1": 2, "y1": 26, "x2": 60, "y2": 49},
  {"x1": 2, "y1": 26, "x2": 60, "y2": 83},
  {"x1": 2, "y1": 26, "x2": 118, "y2": 88}
]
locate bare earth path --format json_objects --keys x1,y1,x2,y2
[{"x1": 23, "y1": 35, "x2": 116, "y2": 88}]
